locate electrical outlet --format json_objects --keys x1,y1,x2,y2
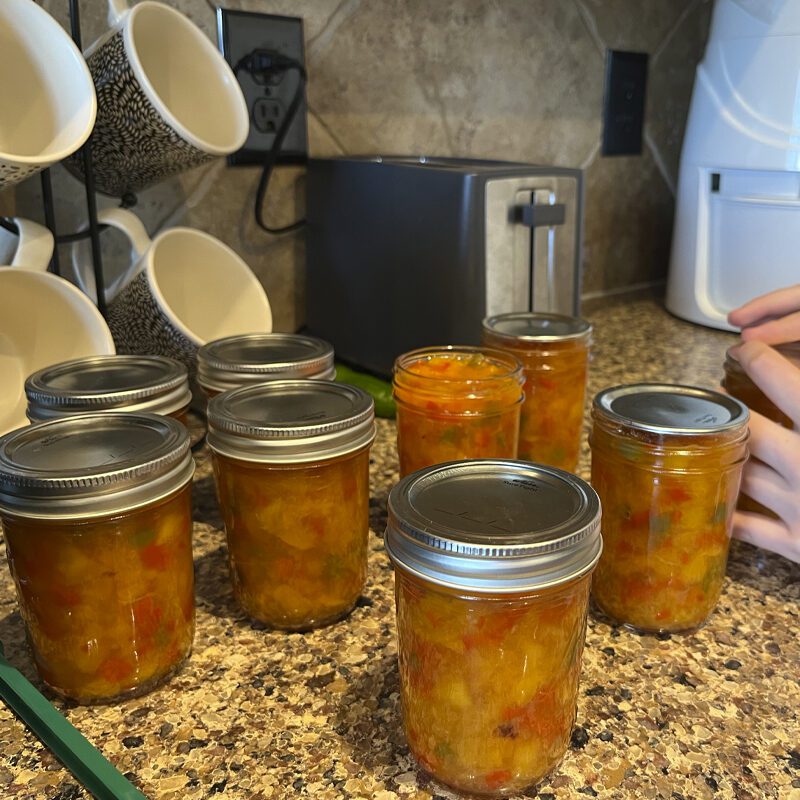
[
  {"x1": 217, "y1": 9, "x2": 308, "y2": 166},
  {"x1": 601, "y1": 50, "x2": 648, "y2": 156}
]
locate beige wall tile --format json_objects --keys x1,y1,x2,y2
[
  {"x1": 582, "y1": 147, "x2": 674, "y2": 295},
  {"x1": 646, "y1": 0, "x2": 713, "y2": 189},
  {"x1": 577, "y1": 0, "x2": 694, "y2": 54}
]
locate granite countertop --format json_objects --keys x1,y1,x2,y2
[{"x1": 1, "y1": 296, "x2": 799, "y2": 800}]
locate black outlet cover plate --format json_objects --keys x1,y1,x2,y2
[
  {"x1": 601, "y1": 50, "x2": 648, "y2": 157},
  {"x1": 217, "y1": 8, "x2": 308, "y2": 167}
]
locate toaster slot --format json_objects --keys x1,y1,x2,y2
[
  {"x1": 484, "y1": 174, "x2": 581, "y2": 321},
  {"x1": 520, "y1": 189, "x2": 565, "y2": 312}
]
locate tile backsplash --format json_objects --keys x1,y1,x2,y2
[{"x1": 5, "y1": 0, "x2": 711, "y2": 331}]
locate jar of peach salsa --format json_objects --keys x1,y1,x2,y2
[
  {"x1": 385, "y1": 459, "x2": 602, "y2": 796},
  {"x1": 393, "y1": 346, "x2": 524, "y2": 476},
  {"x1": 0, "y1": 413, "x2": 195, "y2": 704},
  {"x1": 722, "y1": 342, "x2": 800, "y2": 516},
  {"x1": 197, "y1": 333, "x2": 335, "y2": 397},
  {"x1": 590, "y1": 384, "x2": 749, "y2": 634},
  {"x1": 207, "y1": 381, "x2": 375, "y2": 630},
  {"x1": 482, "y1": 313, "x2": 591, "y2": 472},
  {"x1": 25, "y1": 355, "x2": 191, "y2": 427}
]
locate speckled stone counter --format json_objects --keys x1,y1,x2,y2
[{"x1": 1, "y1": 297, "x2": 799, "y2": 800}]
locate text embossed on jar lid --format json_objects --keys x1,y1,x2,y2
[
  {"x1": 0, "y1": 413, "x2": 193, "y2": 518},
  {"x1": 207, "y1": 380, "x2": 375, "y2": 463},
  {"x1": 595, "y1": 383, "x2": 748, "y2": 435},
  {"x1": 385, "y1": 459, "x2": 602, "y2": 592}
]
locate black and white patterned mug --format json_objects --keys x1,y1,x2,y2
[
  {"x1": 67, "y1": 0, "x2": 248, "y2": 198},
  {"x1": 93, "y1": 208, "x2": 272, "y2": 371},
  {"x1": 0, "y1": 0, "x2": 96, "y2": 191}
]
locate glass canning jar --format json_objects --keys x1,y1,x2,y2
[
  {"x1": 385, "y1": 459, "x2": 602, "y2": 796},
  {"x1": 482, "y1": 313, "x2": 592, "y2": 472},
  {"x1": 0, "y1": 413, "x2": 195, "y2": 704},
  {"x1": 197, "y1": 333, "x2": 335, "y2": 397},
  {"x1": 590, "y1": 384, "x2": 749, "y2": 634},
  {"x1": 392, "y1": 346, "x2": 524, "y2": 477},
  {"x1": 25, "y1": 355, "x2": 191, "y2": 426},
  {"x1": 722, "y1": 342, "x2": 800, "y2": 516},
  {"x1": 207, "y1": 380, "x2": 375, "y2": 630}
]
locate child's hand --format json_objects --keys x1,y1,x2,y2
[
  {"x1": 730, "y1": 341, "x2": 800, "y2": 563},
  {"x1": 728, "y1": 284, "x2": 800, "y2": 344}
]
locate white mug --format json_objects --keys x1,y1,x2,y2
[
  {"x1": 67, "y1": 0, "x2": 249, "y2": 197},
  {"x1": 0, "y1": 0, "x2": 97, "y2": 190},
  {"x1": 0, "y1": 218, "x2": 55, "y2": 272},
  {"x1": 89, "y1": 209, "x2": 272, "y2": 369},
  {"x1": 0, "y1": 271, "x2": 115, "y2": 435}
]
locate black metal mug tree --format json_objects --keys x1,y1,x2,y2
[
  {"x1": 0, "y1": 2, "x2": 309, "y2": 314},
  {"x1": 0, "y1": 0, "x2": 111, "y2": 316}
]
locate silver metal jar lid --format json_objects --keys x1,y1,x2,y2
[
  {"x1": 594, "y1": 383, "x2": 749, "y2": 435},
  {"x1": 197, "y1": 333, "x2": 335, "y2": 392},
  {"x1": 25, "y1": 355, "x2": 191, "y2": 421},
  {"x1": 207, "y1": 380, "x2": 375, "y2": 463},
  {"x1": 0, "y1": 413, "x2": 194, "y2": 519},
  {"x1": 482, "y1": 312, "x2": 592, "y2": 342},
  {"x1": 385, "y1": 459, "x2": 602, "y2": 593}
]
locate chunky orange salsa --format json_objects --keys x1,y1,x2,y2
[
  {"x1": 2, "y1": 485, "x2": 194, "y2": 703},
  {"x1": 393, "y1": 347, "x2": 523, "y2": 476},
  {"x1": 213, "y1": 447, "x2": 370, "y2": 629},
  {"x1": 482, "y1": 332, "x2": 590, "y2": 471},
  {"x1": 395, "y1": 568, "x2": 591, "y2": 795},
  {"x1": 591, "y1": 419, "x2": 747, "y2": 633}
]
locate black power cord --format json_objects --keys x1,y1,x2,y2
[{"x1": 234, "y1": 49, "x2": 307, "y2": 235}]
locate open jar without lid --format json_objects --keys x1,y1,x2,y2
[
  {"x1": 590, "y1": 383, "x2": 749, "y2": 634},
  {"x1": 0, "y1": 413, "x2": 195, "y2": 703},
  {"x1": 207, "y1": 380, "x2": 375, "y2": 629},
  {"x1": 392, "y1": 345, "x2": 524, "y2": 476},
  {"x1": 25, "y1": 354, "x2": 191, "y2": 425},
  {"x1": 385, "y1": 459, "x2": 601, "y2": 796},
  {"x1": 196, "y1": 333, "x2": 335, "y2": 396},
  {"x1": 482, "y1": 312, "x2": 592, "y2": 471}
]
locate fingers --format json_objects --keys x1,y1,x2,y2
[
  {"x1": 739, "y1": 459, "x2": 796, "y2": 523},
  {"x1": 732, "y1": 510, "x2": 800, "y2": 563},
  {"x1": 728, "y1": 284, "x2": 800, "y2": 330},
  {"x1": 743, "y1": 410, "x2": 800, "y2": 484},
  {"x1": 739, "y1": 310, "x2": 800, "y2": 345},
  {"x1": 735, "y1": 341, "x2": 800, "y2": 428}
]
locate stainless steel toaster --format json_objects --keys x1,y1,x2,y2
[{"x1": 305, "y1": 156, "x2": 584, "y2": 377}]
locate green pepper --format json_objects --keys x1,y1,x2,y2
[
  {"x1": 334, "y1": 363, "x2": 396, "y2": 418},
  {"x1": 441, "y1": 427, "x2": 461, "y2": 445}
]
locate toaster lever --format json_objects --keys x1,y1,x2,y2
[{"x1": 519, "y1": 202, "x2": 566, "y2": 228}]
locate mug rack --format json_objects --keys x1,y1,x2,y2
[{"x1": 30, "y1": 0, "x2": 109, "y2": 317}]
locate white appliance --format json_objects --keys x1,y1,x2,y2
[{"x1": 666, "y1": 0, "x2": 800, "y2": 330}]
